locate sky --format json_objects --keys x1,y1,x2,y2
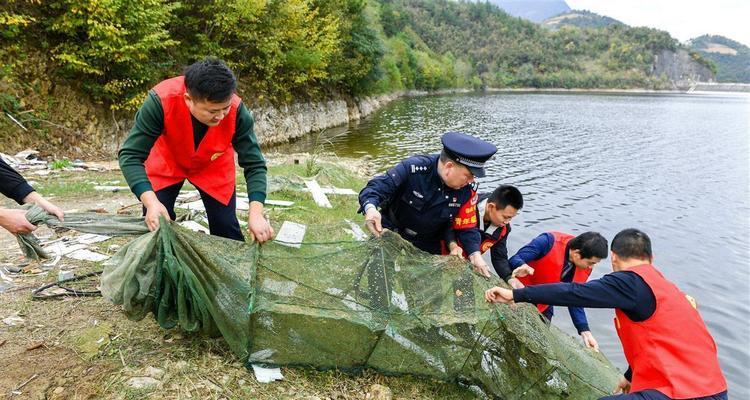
[{"x1": 566, "y1": 0, "x2": 750, "y2": 46}]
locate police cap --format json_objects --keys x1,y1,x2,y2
[{"x1": 441, "y1": 132, "x2": 497, "y2": 178}]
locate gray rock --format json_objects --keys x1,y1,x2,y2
[{"x1": 127, "y1": 377, "x2": 161, "y2": 389}]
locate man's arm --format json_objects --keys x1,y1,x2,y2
[
  {"x1": 118, "y1": 91, "x2": 164, "y2": 199},
  {"x1": 233, "y1": 104, "x2": 267, "y2": 204},
  {"x1": 509, "y1": 232, "x2": 554, "y2": 269},
  {"x1": 117, "y1": 92, "x2": 171, "y2": 231},
  {"x1": 358, "y1": 162, "x2": 408, "y2": 236},
  {"x1": 233, "y1": 104, "x2": 273, "y2": 243},
  {"x1": 0, "y1": 157, "x2": 34, "y2": 204},
  {"x1": 490, "y1": 234, "x2": 513, "y2": 281},
  {"x1": 568, "y1": 306, "x2": 590, "y2": 334},
  {"x1": 512, "y1": 272, "x2": 646, "y2": 312}
]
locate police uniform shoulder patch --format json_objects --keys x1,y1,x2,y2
[{"x1": 409, "y1": 163, "x2": 431, "y2": 174}]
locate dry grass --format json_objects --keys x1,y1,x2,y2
[{"x1": 0, "y1": 159, "x2": 475, "y2": 399}]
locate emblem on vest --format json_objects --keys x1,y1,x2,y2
[
  {"x1": 412, "y1": 191, "x2": 424, "y2": 199},
  {"x1": 210, "y1": 152, "x2": 224, "y2": 161}
]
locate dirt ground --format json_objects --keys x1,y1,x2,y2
[{"x1": 0, "y1": 160, "x2": 472, "y2": 400}]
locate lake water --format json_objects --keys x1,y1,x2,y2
[{"x1": 274, "y1": 92, "x2": 750, "y2": 397}]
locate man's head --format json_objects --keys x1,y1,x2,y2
[
  {"x1": 568, "y1": 231, "x2": 608, "y2": 270},
  {"x1": 438, "y1": 150, "x2": 475, "y2": 189},
  {"x1": 485, "y1": 185, "x2": 523, "y2": 227},
  {"x1": 610, "y1": 228, "x2": 653, "y2": 271},
  {"x1": 183, "y1": 58, "x2": 237, "y2": 126}
]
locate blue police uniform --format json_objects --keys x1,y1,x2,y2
[{"x1": 358, "y1": 132, "x2": 497, "y2": 255}]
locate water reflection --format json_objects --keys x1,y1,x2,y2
[{"x1": 271, "y1": 92, "x2": 750, "y2": 397}]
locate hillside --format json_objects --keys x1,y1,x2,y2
[
  {"x1": 543, "y1": 10, "x2": 624, "y2": 30},
  {"x1": 689, "y1": 35, "x2": 750, "y2": 82},
  {"x1": 0, "y1": 0, "x2": 715, "y2": 155}
]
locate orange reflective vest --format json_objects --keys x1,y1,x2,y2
[
  {"x1": 615, "y1": 264, "x2": 727, "y2": 398},
  {"x1": 144, "y1": 76, "x2": 240, "y2": 205},
  {"x1": 517, "y1": 231, "x2": 592, "y2": 313}
]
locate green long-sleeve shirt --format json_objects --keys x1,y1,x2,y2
[{"x1": 118, "y1": 91, "x2": 267, "y2": 204}]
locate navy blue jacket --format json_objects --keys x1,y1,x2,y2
[
  {"x1": 510, "y1": 232, "x2": 590, "y2": 333},
  {"x1": 0, "y1": 157, "x2": 34, "y2": 204},
  {"x1": 358, "y1": 154, "x2": 481, "y2": 255}
]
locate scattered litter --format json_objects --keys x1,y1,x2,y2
[
  {"x1": 76, "y1": 234, "x2": 112, "y2": 245},
  {"x1": 67, "y1": 249, "x2": 110, "y2": 262},
  {"x1": 3, "y1": 314, "x2": 24, "y2": 326},
  {"x1": 179, "y1": 221, "x2": 210, "y2": 234},
  {"x1": 177, "y1": 200, "x2": 205, "y2": 211},
  {"x1": 303, "y1": 186, "x2": 358, "y2": 195},
  {"x1": 266, "y1": 200, "x2": 294, "y2": 207},
  {"x1": 275, "y1": 221, "x2": 306, "y2": 248},
  {"x1": 15, "y1": 149, "x2": 38, "y2": 160},
  {"x1": 94, "y1": 185, "x2": 129, "y2": 192},
  {"x1": 344, "y1": 219, "x2": 368, "y2": 241},
  {"x1": 176, "y1": 190, "x2": 200, "y2": 202},
  {"x1": 304, "y1": 180, "x2": 332, "y2": 208},
  {"x1": 251, "y1": 365, "x2": 284, "y2": 383},
  {"x1": 58, "y1": 270, "x2": 75, "y2": 281}
]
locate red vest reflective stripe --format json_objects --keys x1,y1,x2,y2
[
  {"x1": 614, "y1": 264, "x2": 727, "y2": 398},
  {"x1": 517, "y1": 231, "x2": 592, "y2": 313},
  {"x1": 480, "y1": 225, "x2": 507, "y2": 253},
  {"x1": 144, "y1": 76, "x2": 240, "y2": 206}
]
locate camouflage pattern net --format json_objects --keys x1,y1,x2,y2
[{"x1": 20, "y1": 207, "x2": 621, "y2": 399}]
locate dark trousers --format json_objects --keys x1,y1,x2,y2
[
  {"x1": 145, "y1": 181, "x2": 244, "y2": 241},
  {"x1": 599, "y1": 390, "x2": 728, "y2": 400}
]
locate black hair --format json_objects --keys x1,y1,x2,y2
[
  {"x1": 569, "y1": 231, "x2": 608, "y2": 259},
  {"x1": 184, "y1": 58, "x2": 237, "y2": 102},
  {"x1": 611, "y1": 228, "x2": 652, "y2": 261},
  {"x1": 487, "y1": 185, "x2": 523, "y2": 210}
]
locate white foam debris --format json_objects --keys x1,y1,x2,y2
[
  {"x1": 275, "y1": 221, "x2": 306, "y2": 248},
  {"x1": 251, "y1": 365, "x2": 284, "y2": 383},
  {"x1": 304, "y1": 180, "x2": 332, "y2": 208}
]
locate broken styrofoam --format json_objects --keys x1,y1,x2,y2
[
  {"x1": 67, "y1": 249, "x2": 110, "y2": 262},
  {"x1": 275, "y1": 221, "x2": 306, "y2": 248},
  {"x1": 75, "y1": 234, "x2": 112, "y2": 245},
  {"x1": 2, "y1": 314, "x2": 24, "y2": 326},
  {"x1": 303, "y1": 187, "x2": 358, "y2": 195},
  {"x1": 179, "y1": 221, "x2": 210, "y2": 234},
  {"x1": 344, "y1": 219, "x2": 368, "y2": 241},
  {"x1": 266, "y1": 200, "x2": 294, "y2": 207},
  {"x1": 251, "y1": 365, "x2": 284, "y2": 383},
  {"x1": 177, "y1": 200, "x2": 206, "y2": 211},
  {"x1": 304, "y1": 180, "x2": 332, "y2": 208}
]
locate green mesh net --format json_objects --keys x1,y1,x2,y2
[{"x1": 20, "y1": 207, "x2": 621, "y2": 399}]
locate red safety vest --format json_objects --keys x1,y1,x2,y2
[
  {"x1": 615, "y1": 264, "x2": 727, "y2": 398},
  {"x1": 144, "y1": 76, "x2": 240, "y2": 205},
  {"x1": 517, "y1": 231, "x2": 592, "y2": 313}
]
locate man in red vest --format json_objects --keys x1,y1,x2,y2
[
  {"x1": 119, "y1": 58, "x2": 273, "y2": 242},
  {"x1": 485, "y1": 229, "x2": 728, "y2": 400},
  {"x1": 509, "y1": 231, "x2": 608, "y2": 351}
]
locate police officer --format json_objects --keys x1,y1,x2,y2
[{"x1": 358, "y1": 131, "x2": 498, "y2": 277}]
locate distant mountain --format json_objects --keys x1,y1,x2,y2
[
  {"x1": 543, "y1": 10, "x2": 624, "y2": 30},
  {"x1": 689, "y1": 35, "x2": 750, "y2": 82},
  {"x1": 489, "y1": 0, "x2": 570, "y2": 23}
]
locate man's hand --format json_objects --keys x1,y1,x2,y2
[
  {"x1": 485, "y1": 287, "x2": 514, "y2": 304},
  {"x1": 580, "y1": 330, "x2": 600, "y2": 352},
  {"x1": 248, "y1": 201, "x2": 274, "y2": 243},
  {"x1": 140, "y1": 191, "x2": 171, "y2": 232},
  {"x1": 364, "y1": 206, "x2": 383, "y2": 237},
  {"x1": 469, "y1": 252, "x2": 491, "y2": 278},
  {"x1": 507, "y1": 277, "x2": 525, "y2": 289},
  {"x1": 613, "y1": 376, "x2": 631, "y2": 394},
  {"x1": 448, "y1": 241, "x2": 464, "y2": 258},
  {"x1": 23, "y1": 192, "x2": 64, "y2": 221},
  {"x1": 0, "y1": 209, "x2": 37, "y2": 234},
  {"x1": 512, "y1": 264, "x2": 535, "y2": 278}
]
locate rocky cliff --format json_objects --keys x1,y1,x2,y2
[{"x1": 652, "y1": 49, "x2": 715, "y2": 89}]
